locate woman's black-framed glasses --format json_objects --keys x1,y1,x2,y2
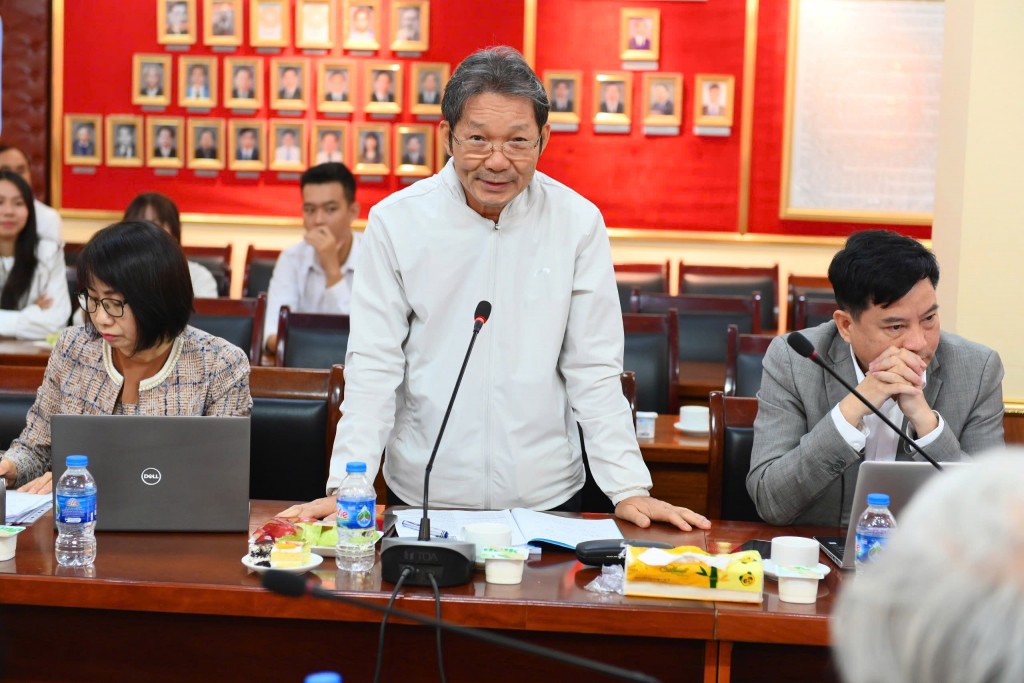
[{"x1": 77, "y1": 292, "x2": 127, "y2": 318}]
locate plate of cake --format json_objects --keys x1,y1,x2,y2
[{"x1": 245, "y1": 517, "x2": 327, "y2": 573}]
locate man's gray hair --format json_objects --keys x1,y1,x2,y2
[
  {"x1": 832, "y1": 450, "x2": 1024, "y2": 683},
  {"x1": 441, "y1": 46, "x2": 549, "y2": 135}
]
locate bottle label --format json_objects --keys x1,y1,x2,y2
[
  {"x1": 337, "y1": 497, "x2": 375, "y2": 530},
  {"x1": 855, "y1": 528, "x2": 892, "y2": 564},
  {"x1": 57, "y1": 493, "x2": 97, "y2": 524}
]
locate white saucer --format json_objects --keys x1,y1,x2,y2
[
  {"x1": 762, "y1": 558, "x2": 831, "y2": 581},
  {"x1": 674, "y1": 422, "x2": 709, "y2": 436},
  {"x1": 241, "y1": 553, "x2": 324, "y2": 574}
]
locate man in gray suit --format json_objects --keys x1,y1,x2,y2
[{"x1": 748, "y1": 230, "x2": 1005, "y2": 527}]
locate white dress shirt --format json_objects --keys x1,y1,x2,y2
[
  {"x1": 34, "y1": 199, "x2": 62, "y2": 242},
  {"x1": 188, "y1": 260, "x2": 219, "y2": 298},
  {"x1": 0, "y1": 238, "x2": 71, "y2": 339}
]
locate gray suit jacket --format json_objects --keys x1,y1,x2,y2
[{"x1": 747, "y1": 321, "x2": 1004, "y2": 527}]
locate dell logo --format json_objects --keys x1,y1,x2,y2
[{"x1": 141, "y1": 468, "x2": 162, "y2": 485}]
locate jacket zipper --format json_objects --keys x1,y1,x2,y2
[{"x1": 484, "y1": 219, "x2": 500, "y2": 509}]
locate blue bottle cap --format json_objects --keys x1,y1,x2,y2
[
  {"x1": 66, "y1": 455, "x2": 89, "y2": 468},
  {"x1": 867, "y1": 493, "x2": 890, "y2": 507},
  {"x1": 345, "y1": 461, "x2": 367, "y2": 473},
  {"x1": 304, "y1": 674, "x2": 341, "y2": 683}
]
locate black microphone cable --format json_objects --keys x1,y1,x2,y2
[
  {"x1": 373, "y1": 565, "x2": 414, "y2": 683},
  {"x1": 427, "y1": 573, "x2": 447, "y2": 683}
]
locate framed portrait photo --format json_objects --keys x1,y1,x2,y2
[
  {"x1": 204, "y1": 0, "x2": 243, "y2": 46},
  {"x1": 544, "y1": 70, "x2": 582, "y2": 125},
  {"x1": 310, "y1": 122, "x2": 350, "y2": 165},
  {"x1": 343, "y1": 0, "x2": 381, "y2": 51},
  {"x1": 146, "y1": 116, "x2": 185, "y2": 169},
  {"x1": 270, "y1": 58, "x2": 310, "y2": 110},
  {"x1": 296, "y1": 0, "x2": 336, "y2": 49},
  {"x1": 390, "y1": 0, "x2": 429, "y2": 52},
  {"x1": 694, "y1": 73, "x2": 735, "y2": 127},
  {"x1": 620, "y1": 8, "x2": 660, "y2": 62},
  {"x1": 187, "y1": 117, "x2": 226, "y2": 170},
  {"x1": 394, "y1": 124, "x2": 433, "y2": 177},
  {"x1": 317, "y1": 61, "x2": 355, "y2": 114},
  {"x1": 250, "y1": 0, "x2": 291, "y2": 48},
  {"x1": 592, "y1": 72, "x2": 633, "y2": 125},
  {"x1": 65, "y1": 115, "x2": 102, "y2": 166},
  {"x1": 228, "y1": 119, "x2": 267, "y2": 170},
  {"x1": 269, "y1": 119, "x2": 307, "y2": 171},
  {"x1": 353, "y1": 122, "x2": 390, "y2": 175},
  {"x1": 642, "y1": 72, "x2": 682, "y2": 126},
  {"x1": 435, "y1": 125, "x2": 451, "y2": 170},
  {"x1": 132, "y1": 54, "x2": 172, "y2": 107},
  {"x1": 106, "y1": 115, "x2": 144, "y2": 167},
  {"x1": 179, "y1": 56, "x2": 218, "y2": 108},
  {"x1": 365, "y1": 62, "x2": 403, "y2": 115},
  {"x1": 409, "y1": 62, "x2": 447, "y2": 116},
  {"x1": 157, "y1": 0, "x2": 197, "y2": 45},
  {"x1": 224, "y1": 57, "x2": 263, "y2": 109}
]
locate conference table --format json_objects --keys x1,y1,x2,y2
[
  {"x1": 0, "y1": 502, "x2": 843, "y2": 683},
  {"x1": 0, "y1": 338, "x2": 51, "y2": 366}
]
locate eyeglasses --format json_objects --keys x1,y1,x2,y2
[
  {"x1": 78, "y1": 292, "x2": 128, "y2": 318},
  {"x1": 450, "y1": 133, "x2": 541, "y2": 160}
]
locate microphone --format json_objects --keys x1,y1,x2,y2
[
  {"x1": 380, "y1": 301, "x2": 492, "y2": 587},
  {"x1": 786, "y1": 332, "x2": 942, "y2": 471},
  {"x1": 262, "y1": 571, "x2": 663, "y2": 683}
]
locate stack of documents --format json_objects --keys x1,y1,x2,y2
[{"x1": 5, "y1": 492, "x2": 52, "y2": 525}]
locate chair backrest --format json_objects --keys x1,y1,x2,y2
[
  {"x1": 707, "y1": 391, "x2": 761, "y2": 521},
  {"x1": 63, "y1": 242, "x2": 86, "y2": 267},
  {"x1": 620, "y1": 371, "x2": 637, "y2": 428},
  {"x1": 622, "y1": 311, "x2": 679, "y2": 414},
  {"x1": 679, "y1": 262, "x2": 779, "y2": 331},
  {"x1": 190, "y1": 294, "x2": 265, "y2": 364},
  {"x1": 243, "y1": 245, "x2": 281, "y2": 298},
  {"x1": 630, "y1": 290, "x2": 761, "y2": 363},
  {"x1": 0, "y1": 366, "x2": 45, "y2": 450},
  {"x1": 786, "y1": 274, "x2": 834, "y2": 331},
  {"x1": 183, "y1": 245, "x2": 233, "y2": 297},
  {"x1": 724, "y1": 324, "x2": 774, "y2": 397},
  {"x1": 614, "y1": 261, "x2": 670, "y2": 313},
  {"x1": 794, "y1": 295, "x2": 837, "y2": 331},
  {"x1": 276, "y1": 308, "x2": 351, "y2": 369}
]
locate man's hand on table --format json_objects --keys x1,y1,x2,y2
[
  {"x1": 277, "y1": 495, "x2": 335, "y2": 520},
  {"x1": 615, "y1": 495, "x2": 711, "y2": 532}
]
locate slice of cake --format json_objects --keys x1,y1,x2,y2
[
  {"x1": 271, "y1": 540, "x2": 311, "y2": 569},
  {"x1": 248, "y1": 533, "x2": 274, "y2": 568}
]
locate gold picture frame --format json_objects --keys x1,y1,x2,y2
[
  {"x1": 179, "y1": 56, "x2": 218, "y2": 108},
  {"x1": 317, "y1": 60, "x2": 356, "y2": 114},
  {"x1": 390, "y1": 0, "x2": 429, "y2": 53},
  {"x1": 310, "y1": 122, "x2": 350, "y2": 165},
  {"x1": 157, "y1": 0, "x2": 197, "y2": 46},
  {"x1": 593, "y1": 72, "x2": 633, "y2": 126},
  {"x1": 353, "y1": 122, "x2": 390, "y2": 175},
  {"x1": 132, "y1": 54, "x2": 172, "y2": 108},
  {"x1": 270, "y1": 58, "x2": 309, "y2": 111},
  {"x1": 409, "y1": 62, "x2": 447, "y2": 116},
  {"x1": 394, "y1": 124, "x2": 433, "y2": 177},
  {"x1": 620, "y1": 8, "x2": 660, "y2": 62},
  {"x1": 228, "y1": 119, "x2": 267, "y2": 170},
  {"x1": 64, "y1": 114, "x2": 102, "y2": 166},
  {"x1": 642, "y1": 72, "x2": 682, "y2": 127},
  {"x1": 544, "y1": 70, "x2": 582, "y2": 125},
  {"x1": 693, "y1": 73, "x2": 735, "y2": 127},
  {"x1": 187, "y1": 117, "x2": 226, "y2": 170},
  {"x1": 146, "y1": 116, "x2": 185, "y2": 169},
  {"x1": 249, "y1": 0, "x2": 291, "y2": 48},
  {"x1": 296, "y1": 0, "x2": 336, "y2": 49},
  {"x1": 106, "y1": 115, "x2": 144, "y2": 167},
  {"x1": 269, "y1": 119, "x2": 307, "y2": 171},
  {"x1": 365, "y1": 62, "x2": 403, "y2": 114},
  {"x1": 204, "y1": 0, "x2": 242, "y2": 45},
  {"x1": 343, "y1": 0, "x2": 381, "y2": 51},
  {"x1": 224, "y1": 58, "x2": 264, "y2": 109}
]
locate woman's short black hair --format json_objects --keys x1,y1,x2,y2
[
  {"x1": 0, "y1": 170, "x2": 39, "y2": 311},
  {"x1": 123, "y1": 192, "x2": 182, "y2": 243},
  {"x1": 77, "y1": 221, "x2": 193, "y2": 354}
]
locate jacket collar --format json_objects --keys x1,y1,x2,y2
[{"x1": 438, "y1": 160, "x2": 535, "y2": 226}]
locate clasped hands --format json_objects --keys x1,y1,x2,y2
[{"x1": 840, "y1": 346, "x2": 938, "y2": 437}]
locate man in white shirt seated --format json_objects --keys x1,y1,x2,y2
[
  {"x1": 0, "y1": 144, "x2": 62, "y2": 243},
  {"x1": 263, "y1": 163, "x2": 360, "y2": 354}
]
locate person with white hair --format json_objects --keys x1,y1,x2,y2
[{"x1": 832, "y1": 450, "x2": 1024, "y2": 683}]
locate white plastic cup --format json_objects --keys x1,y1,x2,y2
[
  {"x1": 482, "y1": 547, "x2": 529, "y2": 584},
  {"x1": 461, "y1": 523, "x2": 513, "y2": 567},
  {"x1": 678, "y1": 406, "x2": 710, "y2": 433},
  {"x1": 771, "y1": 536, "x2": 819, "y2": 568},
  {"x1": 636, "y1": 411, "x2": 657, "y2": 439},
  {"x1": 777, "y1": 575, "x2": 820, "y2": 604}
]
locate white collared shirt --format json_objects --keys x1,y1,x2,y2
[{"x1": 0, "y1": 238, "x2": 71, "y2": 339}]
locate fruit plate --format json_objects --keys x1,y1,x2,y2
[
  {"x1": 312, "y1": 530, "x2": 383, "y2": 556},
  {"x1": 241, "y1": 553, "x2": 324, "y2": 574}
]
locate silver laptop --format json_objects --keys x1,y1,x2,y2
[
  {"x1": 51, "y1": 415, "x2": 250, "y2": 532},
  {"x1": 818, "y1": 460, "x2": 966, "y2": 569}
]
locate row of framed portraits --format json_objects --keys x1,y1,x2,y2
[
  {"x1": 133, "y1": 53, "x2": 448, "y2": 115},
  {"x1": 158, "y1": 0, "x2": 429, "y2": 53},
  {"x1": 545, "y1": 70, "x2": 736, "y2": 129},
  {"x1": 64, "y1": 113, "x2": 448, "y2": 177}
]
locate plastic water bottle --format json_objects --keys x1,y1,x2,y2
[
  {"x1": 336, "y1": 461, "x2": 376, "y2": 572},
  {"x1": 55, "y1": 455, "x2": 97, "y2": 567},
  {"x1": 854, "y1": 492, "x2": 896, "y2": 571},
  {"x1": 304, "y1": 673, "x2": 341, "y2": 683}
]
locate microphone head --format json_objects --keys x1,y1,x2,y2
[
  {"x1": 474, "y1": 300, "x2": 492, "y2": 325},
  {"x1": 787, "y1": 331, "x2": 818, "y2": 360},
  {"x1": 261, "y1": 569, "x2": 309, "y2": 597}
]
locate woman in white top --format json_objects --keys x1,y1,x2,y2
[
  {"x1": 123, "y1": 193, "x2": 219, "y2": 298},
  {"x1": 0, "y1": 171, "x2": 71, "y2": 339}
]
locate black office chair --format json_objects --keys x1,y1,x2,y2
[
  {"x1": 622, "y1": 311, "x2": 679, "y2": 414},
  {"x1": 707, "y1": 390, "x2": 761, "y2": 521},
  {"x1": 630, "y1": 291, "x2": 761, "y2": 363},
  {"x1": 794, "y1": 295, "x2": 837, "y2": 331},
  {"x1": 276, "y1": 308, "x2": 351, "y2": 369},
  {"x1": 0, "y1": 368, "x2": 43, "y2": 450},
  {"x1": 613, "y1": 262, "x2": 670, "y2": 313},
  {"x1": 190, "y1": 294, "x2": 265, "y2": 364},
  {"x1": 183, "y1": 245, "x2": 233, "y2": 297},
  {"x1": 786, "y1": 274, "x2": 834, "y2": 332},
  {"x1": 243, "y1": 245, "x2": 281, "y2": 298},
  {"x1": 724, "y1": 324, "x2": 775, "y2": 397},
  {"x1": 679, "y1": 262, "x2": 779, "y2": 332}
]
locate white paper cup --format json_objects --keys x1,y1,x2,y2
[
  {"x1": 462, "y1": 523, "x2": 513, "y2": 567},
  {"x1": 482, "y1": 547, "x2": 529, "y2": 585},
  {"x1": 636, "y1": 411, "x2": 657, "y2": 439},
  {"x1": 778, "y1": 575, "x2": 820, "y2": 604},
  {"x1": 771, "y1": 536, "x2": 819, "y2": 568},
  {"x1": 0, "y1": 526, "x2": 25, "y2": 562},
  {"x1": 678, "y1": 405, "x2": 710, "y2": 433}
]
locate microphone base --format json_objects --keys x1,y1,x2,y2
[{"x1": 380, "y1": 537, "x2": 475, "y2": 587}]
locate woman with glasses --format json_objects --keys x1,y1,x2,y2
[
  {"x1": 0, "y1": 221, "x2": 251, "y2": 494},
  {"x1": 0, "y1": 170, "x2": 71, "y2": 339}
]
